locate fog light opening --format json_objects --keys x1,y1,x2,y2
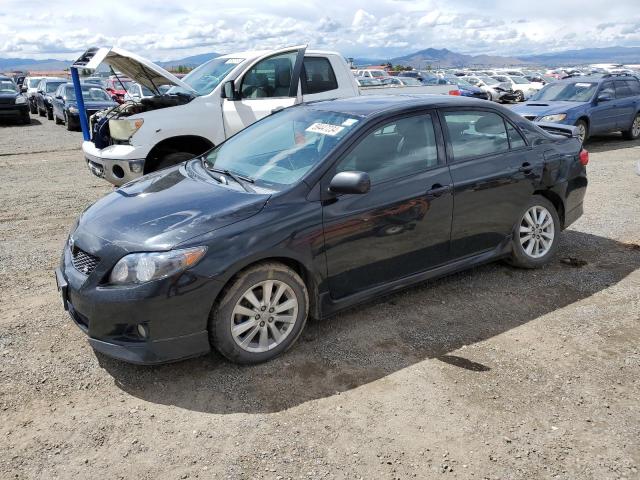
[
  {"x1": 137, "y1": 323, "x2": 148, "y2": 339},
  {"x1": 112, "y1": 164, "x2": 125, "y2": 179}
]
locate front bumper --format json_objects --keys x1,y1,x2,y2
[
  {"x1": 56, "y1": 237, "x2": 222, "y2": 365},
  {"x1": 82, "y1": 140, "x2": 146, "y2": 186},
  {"x1": 0, "y1": 103, "x2": 28, "y2": 118}
]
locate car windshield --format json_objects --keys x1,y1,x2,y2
[
  {"x1": 66, "y1": 86, "x2": 112, "y2": 102},
  {"x1": 531, "y1": 82, "x2": 598, "y2": 102},
  {"x1": 479, "y1": 76, "x2": 499, "y2": 85},
  {"x1": 369, "y1": 70, "x2": 386, "y2": 78},
  {"x1": 171, "y1": 57, "x2": 244, "y2": 96},
  {"x1": 400, "y1": 77, "x2": 421, "y2": 85},
  {"x1": 203, "y1": 107, "x2": 361, "y2": 191},
  {"x1": 510, "y1": 76, "x2": 530, "y2": 84},
  {"x1": 27, "y1": 78, "x2": 42, "y2": 87},
  {"x1": 46, "y1": 81, "x2": 65, "y2": 93},
  {"x1": 0, "y1": 80, "x2": 17, "y2": 93}
]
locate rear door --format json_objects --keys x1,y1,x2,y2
[
  {"x1": 222, "y1": 46, "x2": 306, "y2": 137},
  {"x1": 440, "y1": 108, "x2": 539, "y2": 259},
  {"x1": 321, "y1": 111, "x2": 453, "y2": 299},
  {"x1": 613, "y1": 80, "x2": 636, "y2": 128}
]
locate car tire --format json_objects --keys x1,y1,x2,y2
[
  {"x1": 515, "y1": 91, "x2": 525, "y2": 102},
  {"x1": 38, "y1": 107, "x2": 45, "y2": 117},
  {"x1": 29, "y1": 103, "x2": 37, "y2": 114},
  {"x1": 507, "y1": 196, "x2": 561, "y2": 269},
  {"x1": 622, "y1": 113, "x2": 640, "y2": 140},
  {"x1": 65, "y1": 113, "x2": 74, "y2": 131},
  {"x1": 209, "y1": 262, "x2": 309, "y2": 365},
  {"x1": 55, "y1": 114, "x2": 63, "y2": 125},
  {"x1": 46, "y1": 108, "x2": 53, "y2": 120},
  {"x1": 21, "y1": 112, "x2": 31, "y2": 125},
  {"x1": 574, "y1": 120, "x2": 588, "y2": 144},
  {"x1": 155, "y1": 152, "x2": 195, "y2": 170}
]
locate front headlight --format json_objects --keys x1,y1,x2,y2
[
  {"x1": 68, "y1": 106, "x2": 79, "y2": 114},
  {"x1": 540, "y1": 114, "x2": 567, "y2": 123},
  {"x1": 108, "y1": 246, "x2": 207, "y2": 285},
  {"x1": 109, "y1": 118, "x2": 144, "y2": 141},
  {"x1": 15, "y1": 96, "x2": 26, "y2": 105}
]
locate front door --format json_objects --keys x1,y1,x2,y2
[
  {"x1": 222, "y1": 47, "x2": 306, "y2": 138},
  {"x1": 440, "y1": 109, "x2": 539, "y2": 259},
  {"x1": 321, "y1": 112, "x2": 454, "y2": 299},
  {"x1": 590, "y1": 81, "x2": 618, "y2": 134}
]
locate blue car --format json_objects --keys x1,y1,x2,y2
[
  {"x1": 443, "y1": 75, "x2": 490, "y2": 100},
  {"x1": 52, "y1": 83, "x2": 117, "y2": 131},
  {"x1": 512, "y1": 74, "x2": 640, "y2": 143}
]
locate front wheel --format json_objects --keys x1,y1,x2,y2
[
  {"x1": 508, "y1": 196, "x2": 560, "y2": 269},
  {"x1": 622, "y1": 113, "x2": 640, "y2": 140},
  {"x1": 209, "y1": 262, "x2": 309, "y2": 364},
  {"x1": 575, "y1": 120, "x2": 588, "y2": 144},
  {"x1": 21, "y1": 112, "x2": 31, "y2": 124},
  {"x1": 29, "y1": 102, "x2": 37, "y2": 114},
  {"x1": 515, "y1": 90, "x2": 525, "y2": 102}
]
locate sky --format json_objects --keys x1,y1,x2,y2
[{"x1": 0, "y1": 0, "x2": 639, "y2": 61}]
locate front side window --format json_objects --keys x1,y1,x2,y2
[
  {"x1": 626, "y1": 79, "x2": 640, "y2": 95},
  {"x1": 337, "y1": 114, "x2": 438, "y2": 183},
  {"x1": 241, "y1": 51, "x2": 297, "y2": 99},
  {"x1": 443, "y1": 111, "x2": 509, "y2": 161},
  {"x1": 204, "y1": 107, "x2": 360, "y2": 190},
  {"x1": 175, "y1": 57, "x2": 244, "y2": 96},
  {"x1": 302, "y1": 57, "x2": 338, "y2": 94}
]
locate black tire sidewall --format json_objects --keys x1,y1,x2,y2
[
  {"x1": 575, "y1": 120, "x2": 588, "y2": 143},
  {"x1": 209, "y1": 263, "x2": 309, "y2": 364},
  {"x1": 509, "y1": 196, "x2": 561, "y2": 269},
  {"x1": 156, "y1": 152, "x2": 195, "y2": 170},
  {"x1": 623, "y1": 113, "x2": 640, "y2": 140}
]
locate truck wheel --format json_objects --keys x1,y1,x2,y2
[
  {"x1": 155, "y1": 152, "x2": 194, "y2": 170},
  {"x1": 209, "y1": 262, "x2": 309, "y2": 364},
  {"x1": 622, "y1": 113, "x2": 640, "y2": 140}
]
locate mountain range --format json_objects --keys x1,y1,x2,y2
[{"x1": 2, "y1": 46, "x2": 639, "y2": 72}]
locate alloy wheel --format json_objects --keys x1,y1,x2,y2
[
  {"x1": 519, "y1": 205, "x2": 555, "y2": 259},
  {"x1": 576, "y1": 123, "x2": 587, "y2": 144},
  {"x1": 632, "y1": 115, "x2": 640, "y2": 138},
  {"x1": 231, "y1": 280, "x2": 298, "y2": 353}
]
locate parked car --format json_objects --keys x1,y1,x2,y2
[
  {"x1": 444, "y1": 75, "x2": 489, "y2": 100},
  {"x1": 104, "y1": 76, "x2": 134, "y2": 103},
  {"x1": 398, "y1": 70, "x2": 451, "y2": 86},
  {"x1": 460, "y1": 75, "x2": 516, "y2": 102},
  {"x1": 395, "y1": 77, "x2": 423, "y2": 86},
  {"x1": 353, "y1": 69, "x2": 388, "y2": 79},
  {"x1": 56, "y1": 95, "x2": 588, "y2": 365},
  {"x1": 52, "y1": 83, "x2": 117, "y2": 131},
  {"x1": 355, "y1": 77, "x2": 383, "y2": 87},
  {"x1": 83, "y1": 77, "x2": 105, "y2": 87},
  {"x1": 492, "y1": 75, "x2": 539, "y2": 102},
  {"x1": 0, "y1": 76, "x2": 30, "y2": 124},
  {"x1": 22, "y1": 76, "x2": 43, "y2": 114},
  {"x1": 35, "y1": 77, "x2": 67, "y2": 119},
  {"x1": 124, "y1": 82, "x2": 170, "y2": 102},
  {"x1": 512, "y1": 74, "x2": 640, "y2": 143},
  {"x1": 78, "y1": 46, "x2": 458, "y2": 186}
]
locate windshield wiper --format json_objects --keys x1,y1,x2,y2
[{"x1": 201, "y1": 160, "x2": 255, "y2": 193}]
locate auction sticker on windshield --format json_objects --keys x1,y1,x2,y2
[
  {"x1": 225, "y1": 58, "x2": 243, "y2": 64},
  {"x1": 575, "y1": 83, "x2": 594, "y2": 87},
  {"x1": 306, "y1": 123, "x2": 345, "y2": 136}
]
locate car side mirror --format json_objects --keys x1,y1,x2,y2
[
  {"x1": 221, "y1": 80, "x2": 239, "y2": 100},
  {"x1": 55, "y1": 95, "x2": 62, "y2": 100},
  {"x1": 329, "y1": 171, "x2": 371, "y2": 195},
  {"x1": 597, "y1": 92, "x2": 612, "y2": 103}
]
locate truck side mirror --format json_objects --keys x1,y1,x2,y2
[{"x1": 221, "y1": 80, "x2": 239, "y2": 101}]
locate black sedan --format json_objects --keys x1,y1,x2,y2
[
  {"x1": 52, "y1": 83, "x2": 117, "y2": 131},
  {"x1": 34, "y1": 77, "x2": 67, "y2": 120},
  {"x1": 0, "y1": 76, "x2": 30, "y2": 124},
  {"x1": 56, "y1": 96, "x2": 588, "y2": 365}
]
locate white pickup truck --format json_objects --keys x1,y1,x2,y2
[{"x1": 79, "y1": 45, "x2": 456, "y2": 186}]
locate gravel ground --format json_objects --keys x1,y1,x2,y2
[{"x1": 0, "y1": 116, "x2": 639, "y2": 480}]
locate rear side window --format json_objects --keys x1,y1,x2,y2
[
  {"x1": 443, "y1": 111, "x2": 509, "y2": 161},
  {"x1": 337, "y1": 114, "x2": 439, "y2": 183},
  {"x1": 302, "y1": 57, "x2": 338, "y2": 94},
  {"x1": 625, "y1": 79, "x2": 640, "y2": 96},
  {"x1": 506, "y1": 122, "x2": 527, "y2": 149},
  {"x1": 614, "y1": 80, "x2": 633, "y2": 98}
]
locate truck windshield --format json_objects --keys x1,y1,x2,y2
[
  {"x1": 173, "y1": 57, "x2": 245, "y2": 96},
  {"x1": 531, "y1": 82, "x2": 598, "y2": 102},
  {"x1": 203, "y1": 107, "x2": 361, "y2": 191}
]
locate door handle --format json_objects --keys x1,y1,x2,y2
[
  {"x1": 518, "y1": 162, "x2": 533, "y2": 173},
  {"x1": 426, "y1": 184, "x2": 452, "y2": 197}
]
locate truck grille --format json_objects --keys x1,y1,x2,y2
[{"x1": 71, "y1": 247, "x2": 100, "y2": 275}]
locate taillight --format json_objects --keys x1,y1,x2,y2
[
  {"x1": 579, "y1": 149, "x2": 589, "y2": 166},
  {"x1": 448, "y1": 89, "x2": 461, "y2": 96}
]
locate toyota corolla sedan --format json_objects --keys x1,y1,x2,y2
[{"x1": 56, "y1": 96, "x2": 588, "y2": 365}]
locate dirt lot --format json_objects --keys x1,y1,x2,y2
[{"x1": 0, "y1": 116, "x2": 639, "y2": 480}]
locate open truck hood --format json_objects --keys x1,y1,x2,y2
[{"x1": 73, "y1": 47, "x2": 197, "y2": 96}]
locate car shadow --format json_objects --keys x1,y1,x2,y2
[
  {"x1": 0, "y1": 117, "x2": 43, "y2": 127},
  {"x1": 585, "y1": 134, "x2": 639, "y2": 153},
  {"x1": 99, "y1": 230, "x2": 640, "y2": 414}
]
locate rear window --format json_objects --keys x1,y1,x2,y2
[
  {"x1": 614, "y1": 81, "x2": 633, "y2": 98},
  {"x1": 302, "y1": 57, "x2": 338, "y2": 95}
]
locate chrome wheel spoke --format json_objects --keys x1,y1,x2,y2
[
  {"x1": 272, "y1": 283, "x2": 286, "y2": 305},
  {"x1": 262, "y1": 280, "x2": 274, "y2": 305},
  {"x1": 244, "y1": 289, "x2": 262, "y2": 309},
  {"x1": 268, "y1": 322, "x2": 283, "y2": 343},
  {"x1": 233, "y1": 305, "x2": 256, "y2": 318},
  {"x1": 274, "y1": 298, "x2": 296, "y2": 314},
  {"x1": 232, "y1": 319, "x2": 257, "y2": 336},
  {"x1": 275, "y1": 315, "x2": 295, "y2": 324},
  {"x1": 519, "y1": 205, "x2": 555, "y2": 259},
  {"x1": 240, "y1": 325, "x2": 260, "y2": 348},
  {"x1": 258, "y1": 328, "x2": 269, "y2": 350}
]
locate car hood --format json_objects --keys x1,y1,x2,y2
[
  {"x1": 76, "y1": 163, "x2": 270, "y2": 251},
  {"x1": 512, "y1": 100, "x2": 584, "y2": 117},
  {"x1": 69, "y1": 100, "x2": 118, "y2": 109},
  {"x1": 73, "y1": 46, "x2": 196, "y2": 96}
]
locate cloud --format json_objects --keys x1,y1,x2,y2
[{"x1": 0, "y1": 0, "x2": 639, "y2": 61}]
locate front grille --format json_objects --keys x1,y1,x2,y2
[
  {"x1": 524, "y1": 115, "x2": 537, "y2": 121},
  {"x1": 71, "y1": 247, "x2": 100, "y2": 275}
]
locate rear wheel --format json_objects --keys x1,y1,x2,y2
[
  {"x1": 38, "y1": 107, "x2": 45, "y2": 117},
  {"x1": 55, "y1": 114, "x2": 63, "y2": 125},
  {"x1": 574, "y1": 120, "x2": 588, "y2": 144},
  {"x1": 209, "y1": 262, "x2": 309, "y2": 364},
  {"x1": 622, "y1": 113, "x2": 640, "y2": 140},
  {"x1": 508, "y1": 196, "x2": 560, "y2": 269},
  {"x1": 29, "y1": 102, "x2": 37, "y2": 114},
  {"x1": 65, "y1": 113, "x2": 74, "y2": 131}
]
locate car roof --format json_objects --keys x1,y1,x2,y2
[{"x1": 307, "y1": 94, "x2": 493, "y2": 117}]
